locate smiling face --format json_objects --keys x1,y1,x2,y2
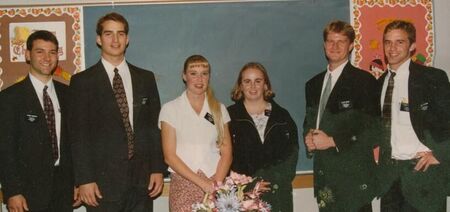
[
  {"x1": 183, "y1": 62, "x2": 210, "y2": 96},
  {"x1": 240, "y1": 67, "x2": 267, "y2": 102},
  {"x1": 96, "y1": 20, "x2": 129, "y2": 63},
  {"x1": 383, "y1": 29, "x2": 416, "y2": 70},
  {"x1": 324, "y1": 32, "x2": 353, "y2": 68},
  {"x1": 26, "y1": 39, "x2": 58, "y2": 83}
]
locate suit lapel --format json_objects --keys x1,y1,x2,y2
[
  {"x1": 407, "y1": 62, "x2": 425, "y2": 136},
  {"x1": 326, "y1": 63, "x2": 352, "y2": 112},
  {"x1": 94, "y1": 61, "x2": 123, "y2": 124},
  {"x1": 22, "y1": 76, "x2": 50, "y2": 140},
  {"x1": 408, "y1": 62, "x2": 423, "y2": 114},
  {"x1": 129, "y1": 64, "x2": 143, "y2": 127},
  {"x1": 312, "y1": 72, "x2": 326, "y2": 107},
  {"x1": 54, "y1": 81, "x2": 65, "y2": 112}
]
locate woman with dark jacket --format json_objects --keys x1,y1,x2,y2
[{"x1": 227, "y1": 62, "x2": 299, "y2": 212}]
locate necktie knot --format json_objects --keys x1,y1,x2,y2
[
  {"x1": 389, "y1": 70, "x2": 396, "y2": 77},
  {"x1": 114, "y1": 68, "x2": 119, "y2": 74},
  {"x1": 43, "y1": 85, "x2": 48, "y2": 92}
]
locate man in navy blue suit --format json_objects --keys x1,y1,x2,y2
[
  {"x1": 69, "y1": 12, "x2": 166, "y2": 212},
  {"x1": 0, "y1": 30, "x2": 79, "y2": 212}
]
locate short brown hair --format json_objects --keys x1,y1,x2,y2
[
  {"x1": 383, "y1": 20, "x2": 416, "y2": 44},
  {"x1": 323, "y1": 20, "x2": 355, "y2": 43},
  {"x1": 26, "y1": 30, "x2": 59, "y2": 50},
  {"x1": 96, "y1": 12, "x2": 129, "y2": 35},
  {"x1": 231, "y1": 62, "x2": 275, "y2": 102}
]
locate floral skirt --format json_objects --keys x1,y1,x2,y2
[{"x1": 169, "y1": 170, "x2": 208, "y2": 212}]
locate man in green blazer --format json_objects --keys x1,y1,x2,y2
[
  {"x1": 377, "y1": 20, "x2": 450, "y2": 212},
  {"x1": 303, "y1": 20, "x2": 379, "y2": 212}
]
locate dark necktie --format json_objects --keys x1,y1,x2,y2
[
  {"x1": 382, "y1": 71, "x2": 396, "y2": 128},
  {"x1": 318, "y1": 73, "x2": 332, "y2": 125},
  {"x1": 112, "y1": 68, "x2": 134, "y2": 159},
  {"x1": 43, "y1": 85, "x2": 59, "y2": 163}
]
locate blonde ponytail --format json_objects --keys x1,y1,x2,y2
[{"x1": 207, "y1": 86, "x2": 224, "y2": 146}]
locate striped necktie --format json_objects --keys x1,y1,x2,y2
[
  {"x1": 383, "y1": 71, "x2": 396, "y2": 129},
  {"x1": 318, "y1": 73, "x2": 332, "y2": 125}
]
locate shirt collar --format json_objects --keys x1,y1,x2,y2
[
  {"x1": 29, "y1": 73, "x2": 54, "y2": 93},
  {"x1": 388, "y1": 59, "x2": 410, "y2": 79},
  {"x1": 101, "y1": 57, "x2": 127, "y2": 74},
  {"x1": 181, "y1": 90, "x2": 209, "y2": 116},
  {"x1": 326, "y1": 60, "x2": 347, "y2": 81}
]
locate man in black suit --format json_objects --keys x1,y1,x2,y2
[
  {"x1": 0, "y1": 30, "x2": 79, "y2": 212},
  {"x1": 377, "y1": 20, "x2": 450, "y2": 212},
  {"x1": 303, "y1": 20, "x2": 379, "y2": 211},
  {"x1": 69, "y1": 12, "x2": 165, "y2": 211}
]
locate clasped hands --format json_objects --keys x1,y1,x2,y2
[{"x1": 305, "y1": 129, "x2": 336, "y2": 151}]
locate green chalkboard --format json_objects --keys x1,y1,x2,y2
[{"x1": 83, "y1": 0, "x2": 350, "y2": 172}]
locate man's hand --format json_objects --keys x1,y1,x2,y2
[
  {"x1": 312, "y1": 129, "x2": 336, "y2": 150},
  {"x1": 7, "y1": 195, "x2": 29, "y2": 212},
  {"x1": 304, "y1": 129, "x2": 316, "y2": 152},
  {"x1": 79, "y1": 182, "x2": 102, "y2": 207},
  {"x1": 148, "y1": 173, "x2": 164, "y2": 197},
  {"x1": 414, "y1": 151, "x2": 440, "y2": 172},
  {"x1": 73, "y1": 186, "x2": 82, "y2": 207}
]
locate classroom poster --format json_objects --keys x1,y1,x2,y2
[
  {"x1": 0, "y1": 6, "x2": 84, "y2": 90},
  {"x1": 351, "y1": 0, "x2": 434, "y2": 79}
]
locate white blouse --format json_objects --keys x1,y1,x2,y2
[{"x1": 158, "y1": 91, "x2": 230, "y2": 177}]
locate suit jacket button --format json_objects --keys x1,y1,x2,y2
[
  {"x1": 351, "y1": 135, "x2": 357, "y2": 141},
  {"x1": 359, "y1": 184, "x2": 367, "y2": 190}
]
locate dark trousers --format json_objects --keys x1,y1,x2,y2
[
  {"x1": 358, "y1": 203, "x2": 373, "y2": 212},
  {"x1": 380, "y1": 159, "x2": 446, "y2": 212},
  {"x1": 86, "y1": 159, "x2": 153, "y2": 212},
  {"x1": 33, "y1": 166, "x2": 73, "y2": 212},
  {"x1": 319, "y1": 203, "x2": 372, "y2": 212},
  {"x1": 381, "y1": 179, "x2": 419, "y2": 212},
  {"x1": 85, "y1": 188, "x2": 152, "y2": 212}
]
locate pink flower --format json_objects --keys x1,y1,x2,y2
[
  {"x1": 192, "y1": 172, "x2": 271, "y2": 212},
  {"x1": 229, "y1": 171, "x2": 253, "y2": 185},
  {"x1": 241, "y1": 200, "x2": 258, "y2": 210}
]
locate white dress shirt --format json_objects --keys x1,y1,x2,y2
[
  {"x1": 381, "y1": 59, "x2": 430, "y2": 160},
  {"x1": 29, "y1": 74, "x2": 61, "y2": 166},
  {"x1": 102, "y1": 58, "x2": 134, "y2": 129},
  {"x1": 316, "y1": 60, "x2": 347, "y2": 129}
]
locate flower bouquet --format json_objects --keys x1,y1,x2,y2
[{"x1": 192, "y1": 171, "x2": 271, "y2": 212}]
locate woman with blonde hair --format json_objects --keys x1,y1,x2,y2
[
  {"x1": 159, "y1": 55, "x2": 232, "y2": 211},
  {"x1": 228, "y1": 62, "x2": 299, "y2": 212}
]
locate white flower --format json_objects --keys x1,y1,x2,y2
[{"x1": 216, "y1": 190, "x2": 240, "y2": 212}]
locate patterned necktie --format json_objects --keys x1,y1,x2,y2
[
  {"x1": 43, "y1": 85, "x2": 59, "y2": 163},
  {"x1": 382, "y1": 71, "x2": 396, "y2": 129},
  {"x1": 318, "y1": 73, "x2": 332, "y2": 125},
  {"x1": 112, "y1": 68, "x2": 134, "y2": 159}
]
